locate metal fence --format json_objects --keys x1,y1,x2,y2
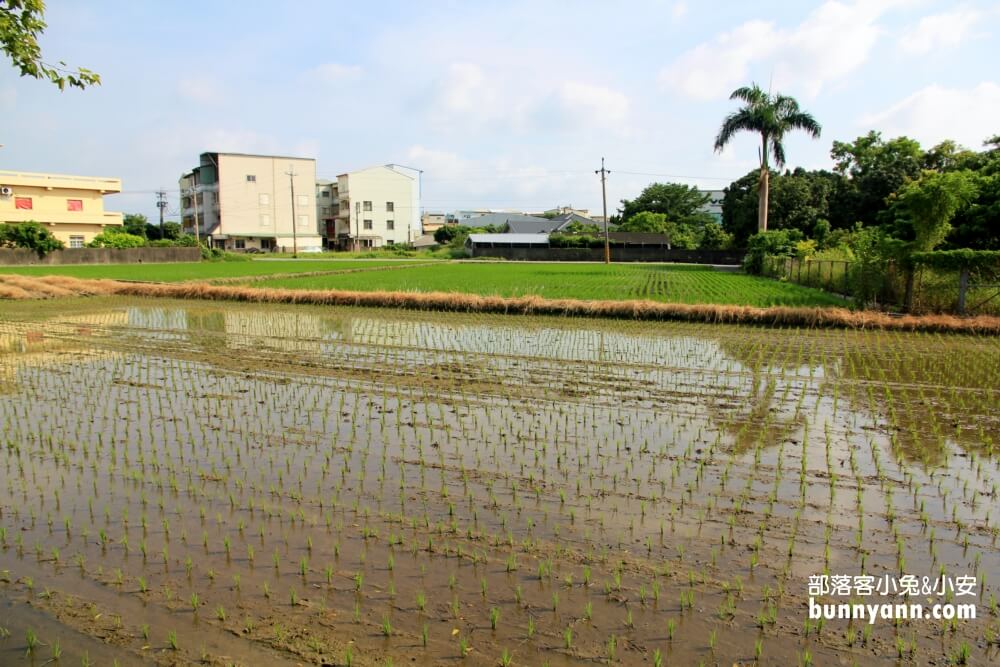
[{"x1": 762, "y1": 256, "x2": 1000, "y2": 316}]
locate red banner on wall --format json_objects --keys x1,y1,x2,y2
[
  {"x1": 14, "y1": 197, "x2": 32, "y2": 210},
  {"x1": 67, "y1": 199, "x2": 83, "y2": 211}
]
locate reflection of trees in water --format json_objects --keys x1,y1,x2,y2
[
  {"x1": 713, "y1": 328, "x2": 997, "y2": 467},
  {"x1": 706, "y1": 334, "x2": 813, "y2": 455},
  {"x1": 838, "y1": 344, "x2": 999, "y2": 468}
]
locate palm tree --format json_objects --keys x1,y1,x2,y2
[{"x1": 714, "y1": 84, "x2": 821, "y2": 233}]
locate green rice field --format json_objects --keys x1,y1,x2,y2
[
  {"x1": 0, "y1": 259, "x2": 417, "y2": 282},
  {"x1": 252, "y1": 262, "x2": 848, "y2": 308}
]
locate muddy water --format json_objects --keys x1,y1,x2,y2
[{"x1": 0, "y1": 297, "x2": 998, "y2": 666}]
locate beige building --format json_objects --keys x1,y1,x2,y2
[
  {"x1": 179, "y1": 152, "x2": 321, "y2": 252},
  {"x1": 0, "y1": 170, "x2": 122, "y2": 247},
  {"x1": 334, "y1": 165, "x2": 421, "y2": 249},
  {"x1": 421, "y1": 211, "x2": 447, "y2": 233}
]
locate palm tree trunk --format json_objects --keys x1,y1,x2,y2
[
  {"x1": 758, "y1": 166, "x2": 769, "y2": 233},
  {"x1": 758, "y1": 135, "x2": 769, "y2": 233}
]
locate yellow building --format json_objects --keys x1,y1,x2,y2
[{"x1": 0, "y1": 170, "x2": 123, "y2": 247}]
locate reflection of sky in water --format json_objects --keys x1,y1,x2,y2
[{"x1": 119, "y1": 305, "x2": 833, "y2": 380}]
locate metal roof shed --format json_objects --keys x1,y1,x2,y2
[{"x1": 466, "y1": 233, "x2": 550, "y2": 248}]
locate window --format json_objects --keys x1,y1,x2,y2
[
  {"x1": 386, "y1": 201, "x2": 394, "y2": 212},
  {"x1": 386, "y1": 219, "x2": 394, "y2": 230},
  {"x1": 246, "y1": 175, "x2": 256, "y2": 183},
  {"x1": 234, "y1": 239, "x2": 246, "y2": 250},
  {"x1": 196, "y1": 193, "x2": 204, "y2": 205},
  {"x1": 297, "y1": 195, "x2": 308, "y2": 207},
  {"x1": 322, "y1": 190, "x2": 330, "y2": 198},
  {"x1": 259, "y1": 193, "x2": 270, "y2": 206},
  {"x1": 363, "y1": 200, "x2": 372, "y2": 212},
  {"x1": 297, "y1": 215, "x2": 309, "y2": 229},
  {"x1": 363, "y1": 219, "x2": 373, "y2": 230},
  {"x1": 69, "y1": 235, "x2": 85, "y2": 248},
  {"x1": 260, "y1": 213, "x2": 271, "y2": 227},
  {"x1": 67, "y1": 199, "x2": 83, "y2": 211},
  {"x1": 14, "y1": 197, "x2": 32, "y2": 210},
  {"x1": 322, "y1": 207, "x2": 331, "y2": 216}
]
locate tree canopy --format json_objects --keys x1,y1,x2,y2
[
  {"x1": 0, "y1": 0, "x2": 100, "y2": 90},
  {"x1": 888, "y1": 170, "x2": 979, "y2": 252},
  {"x1": 618, "y1": 182, "x2": 712, "y2": 226}
]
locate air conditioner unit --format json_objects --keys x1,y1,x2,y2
[{"x1": 0, "y1": 186, "x2": 12, "y2": 196}]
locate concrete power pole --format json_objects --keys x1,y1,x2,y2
[
  {"x1": 190, "y1": 183, "x2": 200, "y2": 246},
  {"x1": 285, "y1": 165, "x2": 299, "y2": 258},
  {"x1": 596, "y1": 157, "x2": 611, "y2": 264},
  {"x1": 156, "y1": 189, "x2": 167, "y2": 239}
]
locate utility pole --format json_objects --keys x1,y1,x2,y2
[
  {"x1": 596, "y1": 157, "x2": 611, "y2": 264},
  {"x1": 285, "y1": 164, "x2": 299, "y2": 258},
  {"x1": 190, "y1": 182, "x2": 200, "y2": 246},
  {"x1": 156, "y1": 189, "x2": 167, "y2": 239}
]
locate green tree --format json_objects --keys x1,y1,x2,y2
[
  {"x1": 0, "y1": 220, "x2": 64, "y2": 255},
  {"x1": 830, "y1": 131, "x2": 925, "y2": 225},
  {"x1": 0, "y1": 1, "x2": 100, "y2": 90},
  {"x1": 122, "y1": 213, "x2": 149, "y2": 238},
  {"x1": 618, "y1": 211, "x2": 668, "y2": 233},
  {"x1": 721, "y1": 168, "x2": 845, "y2": 244},
  {"x1": 433, "y1": 225, "x2": 464, "y2": 244},
  {"x1": 889, "y1": 170, "x2": 979, "y2": 252},
  {"x1": 87, "y1": 227, "x2": 147, "y2": 248},
  {"x1": 699, "y1": 222, "x2": 733, "y2": 250},
  {"x1": 161, "y1": 221, "x2": 182, "y2": 240},
  {"x1": 742, "y1": 229, "x2": 804, "y2": 274},
  {"x1": 618, "y1": 182, "x2": 712, "y2": 226},
  {"x1": 714, "y1": 83, "x2": 821, "y2": 233},
  {"x1": 617, "y1": 211, "x2": 700, "y2": 249}
]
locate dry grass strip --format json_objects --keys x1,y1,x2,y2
[{"x1": 3, "y1": 273, "x2": 999, "y2": 335}]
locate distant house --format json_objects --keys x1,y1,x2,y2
[
  {"x1": 421, "y1": 212, "x2": 447, "y2": 233},
  {"x1": 0, "y1": 170, "x2": 122, "y2": 247}
]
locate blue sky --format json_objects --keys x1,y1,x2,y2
[{"x1": 2, "y1": 0, "x2": 998, "y2": 222}]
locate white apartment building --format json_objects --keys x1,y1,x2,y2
[
  {"x1": 333, "y1": 165, "x2": 420, "y2": 249},
  {"x1": 179, "y1": 152, "x2": 321, "y2": 252}
]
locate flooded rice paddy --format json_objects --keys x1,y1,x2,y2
[{"x1": 0, "y1": 297, "x2": 998, "y2": 666}]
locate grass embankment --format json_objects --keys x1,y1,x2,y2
[
  {"x1": 3, "y1": 274, "x2": 999, "y2": 334},
  {"x1": 0, "y1": 258, "x2": 421, "y2": 282}
]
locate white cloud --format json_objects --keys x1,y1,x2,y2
[
  {"x1": 660, "y1": 1, "x2": 906, "y2": 100},
  {"x1": 439, "y1": 63, "x2": 497, "y2": 115},
  {"x1": 176, "y1": 77, "x2": 224, "y2": 105},
  {"x1": 558, "y1": 81, "x2": 630, "y2": 133},
  {"x1": 430, "y1": 63, "x2": 630, "y2": 136},
  {"x1": 310, "y1": 63, "x2": 363, "y2": 83},
  {"x1": 861, "y1": 82, "x2": 1000, "y2": 148},
  {"x1": 406, "y1": 144, "x2": 593, "y2": 210},
  {"x1": 898, "y1": 5, "x2": 982, "y2": 55}
]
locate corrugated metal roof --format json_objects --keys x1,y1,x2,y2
[{"x1": 467, "y1": 233, "x2": 550, "y2": 244}]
